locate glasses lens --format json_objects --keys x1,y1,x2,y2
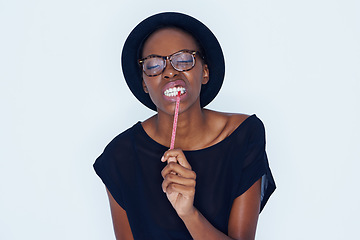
[
  {"x1": 171, "y1": 52, "x2": 194, "y2": 71},
  {"x1": 143, "y1": 57, "x2": 165, "y2": 76}
]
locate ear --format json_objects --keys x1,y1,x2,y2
[
  {"x1": 142, "y1": 80, "x2": 149, "y2": 93},
  {"x1": 202, "y1": 64, "x2": 209, "y2": 85}
]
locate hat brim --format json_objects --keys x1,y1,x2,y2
[{"x1": 121, "y1": 12, "x2": 225, "y2": 111}]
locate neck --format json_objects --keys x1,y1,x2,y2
[{"x1": 154, "y1": 102, "x2": 209, "y2": 150}]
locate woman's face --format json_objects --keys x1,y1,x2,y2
[{"x1": 141, "y1": 28, "x2": 209, "y2": 115}]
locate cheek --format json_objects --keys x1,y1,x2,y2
[
  {"x1": 142, "y1": 76, "x2": 161, "y2": 96},
  {"x1": 186, "y1": 67, "x2": 205, "y2": 87},
  {"x1": 142, "y1": 75, "x2": 153, "y2": 89}
]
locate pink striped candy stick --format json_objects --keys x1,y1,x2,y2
[{"x1": 170, "y1": 91, "x2": 181, "y2": 150}]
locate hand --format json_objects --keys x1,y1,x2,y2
[{"x1": 161, "y1": 149, "x2": 197, "y2": 218}]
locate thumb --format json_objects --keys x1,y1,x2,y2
[{"x1": 168, "y1": 156, "x2": 177, "y2": 164}]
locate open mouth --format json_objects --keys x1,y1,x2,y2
[{"x1": 163, "y1": 87, "x2": 186, "y2": 97}]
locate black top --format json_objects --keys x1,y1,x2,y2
[{"x1": 93, "y1": 114, "x2": 276, "y2": 240}]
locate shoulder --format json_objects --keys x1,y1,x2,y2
[
  {"x1": 99, "y1": 122, "x2": 141, "y2": 158},
  {"x1": 94, "y1": 122, "x2": 141, "y2": 174},
  {"x1": 202, "y1": 110, "x2": 266, "y2": 148},
  {"x1": 204, "y1": 110, "x2": 263, "y2": 137},
  {"x1": 224, "y1": 113, "x2": 251, "y2": 135}
]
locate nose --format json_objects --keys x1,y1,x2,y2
[{"x1": 163, "y1": 59, "x2": 179, "y2": 79}]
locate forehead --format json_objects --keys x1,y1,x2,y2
[{"x1": 142, "y1": 27, "x2": 199, "y2": 57}]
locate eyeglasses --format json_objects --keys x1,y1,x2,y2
[{"x1": 139, "y1": 49, "x2": 201, "y2": 77}]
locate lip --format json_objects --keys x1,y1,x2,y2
[{"x1": 162, "y1": 80, "x2": 187, "y2": 102}]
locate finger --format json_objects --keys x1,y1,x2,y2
[
  {"x1": 162, "y1": 149, "x2": 191, "y2": 169},
  {"x1": 161, "y1": 162, "x2": 197, "y2": 179},
  {"x1": 167, "y1": 156, "x2": 177, "y2": 175},
  {"x1": 162, "y1": 155, "x2": 177, "y2": 163},
  {"x1": 162, "y1": 173, "x2": 196, "y2": 192},
  {"x1": 165, "y1": 183, "x2": 196, "y2": 197}
]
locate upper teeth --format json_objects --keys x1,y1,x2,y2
[{"x1": 164, "y1": 87, "x2": 186, "y2": 97}]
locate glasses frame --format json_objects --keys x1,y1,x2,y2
[{"x1": 138, "y1": 49, "x2": 202, "y2": 77}]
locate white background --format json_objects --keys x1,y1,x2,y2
[{"x1": 1, "y1": 0, "x2": 359, "y2": 239}]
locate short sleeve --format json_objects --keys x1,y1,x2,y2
[
  {"x1": 93, "y1": 145, "x2": 126, "y2": 210},
  {"x1": 232, "y1": 116, "x2": 276, "y2": 212}
]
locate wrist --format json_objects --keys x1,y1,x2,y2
[{"x1": 179, "y1": 206, "x2": 198, "y2": 221}]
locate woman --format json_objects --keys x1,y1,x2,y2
[{"x1": 94, "y1": 12, "x2": 275, "y2": 240}]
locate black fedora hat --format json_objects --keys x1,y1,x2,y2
[{"x1": 121, "y1": 12, "x2": 225, "y2": 111}]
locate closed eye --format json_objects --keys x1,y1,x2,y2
[{"x1": 147, "y1": 65, "x2": 160, "y2": 70}]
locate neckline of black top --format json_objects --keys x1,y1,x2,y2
[{"x1": 135, "y1": 114, "x2": 257, "y2": 153}]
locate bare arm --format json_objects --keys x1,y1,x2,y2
[
  {"x1": 106, "y1": 188, "x2": 134, "y2": 240},
  {"x1": 228, "y1": 178, "x2": 261, "y2": 239}
]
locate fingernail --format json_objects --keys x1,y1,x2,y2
[{"x1": 161, "y1": 156, "x2": 164, "y2": 162}]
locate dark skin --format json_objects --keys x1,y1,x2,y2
[{"x1": 106, "y1": 28, "x2": 262, "y2": 240}]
